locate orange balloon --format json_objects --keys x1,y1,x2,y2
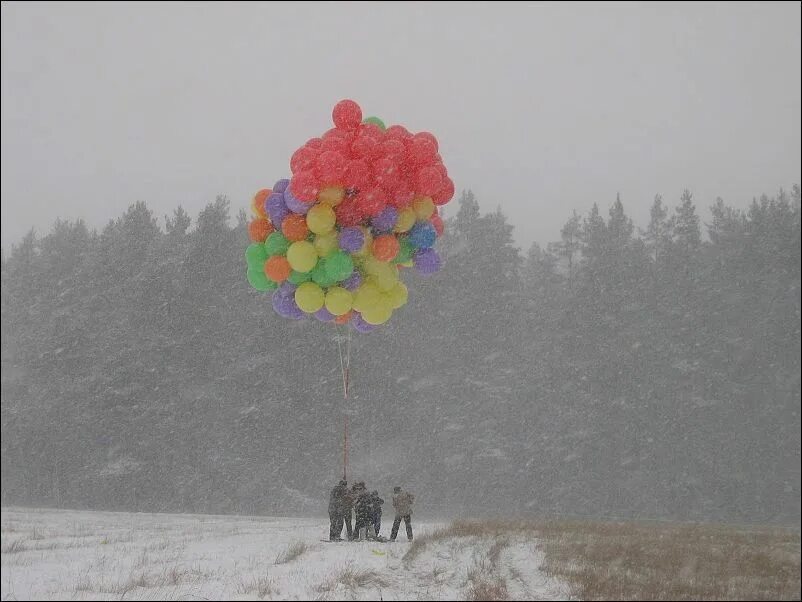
[
  {"x1": 264, "y1": 255, "x2": 291, "y2": 282},
  {"x1": 248, "y1": 218, "x2": 274, "y2": 242},
  {"x1": 282, "y1": 214, "x2": 309, "y2": 242},
  {"x1": 372, "y1": 235, "x2": 400, "y2": 262},
  {"x1": 334, "y1": 310, "x2": 352, "y2": 325},
  {"x1": 251, "y1": 189, "x2": 270, "y2": 217}
]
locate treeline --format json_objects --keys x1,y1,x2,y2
[{"x1": 1, "y1": 186, "x2": 799, "y2": 524}]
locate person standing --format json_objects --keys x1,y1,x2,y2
[
  {"x1": 328, "y1": 479, "x2": 348, "y2": 541},
  {"x1": 390, "y1": 485, "x2": 415, "y2": 541}
]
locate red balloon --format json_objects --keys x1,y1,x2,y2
[
  {"x1": 373, "y1": 157, "x2": 401, "y2": 191},
  {"x1": 415, "y1": 131, "x2": 439, "y2": 152},
  {"x1": 381, "y1": 139, "x2": 406, "y2": 163},
  {"x1": 335, "y1": 197, "x2": 362, "y2": 227},
  {"x1": 321, "y1": 136, "x2": 349, "y2": 156},
  {"x1": 406, "y1": 137, "x2": 437, "y2": 167},
  {"x1": 417, "y1": 166, "x2": 443, "y2": 197},
  {"x1": 316, "y1": 150, "x2": 347, "y2": 184},
  {"x1": 332, "y1": 99, "x2": 362, "y2": 130},
  {"x1": 385, "y1": 125, "x2": 411, "y2": 141},
  {"x1": 388, "y1": 181, "x2": 415, "y2": 208},
  {"x1": 358, "y1": 122, "x2": 384, "y2": 140},
  {"x1": 432, "y1": 161, "x2": 448, "y2": 179},
  {"x1": 355, "y1": 188, "x2": 387, "y2": 218},
  {"x1": 432, "y1": 176, "x2": 455, "y2": 206},
  {"x1": 289, "y1": 170, "x2": 319, "y2": 202},
  {"x1": 290, "y1": 146, "x2": 319, "y2": 174},
  {"x1": 306, "y1": 137, "x2": 323, "y2": 149},
  {"x1": 351, "y1": 135, "x2": 381, "y2": 160},
  {"x1": 344, "y1": 159, "x2": 373, "y2": 191},
  {"x1": 431, "y1": 213, "x2": 445, "y2": 237}
]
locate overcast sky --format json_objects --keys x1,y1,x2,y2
[{"x1": 2, "y1": 1, "x2": 800, "y2": 251}]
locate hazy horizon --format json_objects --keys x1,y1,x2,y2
[{"x1": 2, "y1": 1, "x2": 801, "y2": 251}]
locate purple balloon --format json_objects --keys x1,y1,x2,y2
[
  {"x1": 284, "y1": 188, "x2": 311, "y2": 215},
  {"x1": 339, "y1": 227, "x2": 364, "y2": 252},
  {"x1": 272, "y1": 289, "x2": 304, "y2": 320},
  {"x1": 371, "y1": 206, "x2": 398, "y2": 232},
  {"x1": 277, "y1": 281, "x2": 297, "y2": 296},
  {"x1": 273, "y1": 178, "x2": 290, "y2": 194},
  {"x1": 351, "y1": 312, "x2": 376, "y2": 333},
  {"x1": 413, "y1": 248, "x2": 442, "y2": 275},
  {"x1": 341, "y1": 270, "x2": 362, "y2": 291},
  {"x1": 314, "y1": 307, "x2": 336, "y2": 322},
  {"x1": 266, "y1": 193, "x2": 289, "y2": 227}
]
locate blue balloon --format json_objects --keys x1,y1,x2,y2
[{"x1": 408, "y1": 222, "x2": 436, "y2": 249}]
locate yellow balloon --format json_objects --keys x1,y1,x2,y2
[
  {"x1": 325, "y1": 286, "x2": 353, "y2": 316},
  {"x1": 314, "y1": 231, "x2": 338, "y2": 257},
  {"x1": 361, "y1": 298, "x2": 393, "y2": 325},
  {"x1": 306, "y1": 203, "x2": 336, "y2": 234},
  {"x1": 361, "y1": 255, "x2": 383, "y2": 276},
  {"x1": 287, "y1": 241, "x2": 318, "y2": 273},
  {"x1": 386, "y1": 281, "x2": 408, "y2": 309},
  {"x1": 413, "y1": 197, "x2": 435, "y2": 220},
  {"x1": 318, "y1": 186, "x2": 345, "y2": 206},
  {"x1": 373, "y1": 263, "x2": 398, "y2": 292},
  {"x1": 352, "y1": 282, "x2": 382, "y2": 313},
  {"x1": 394, "y1": 208, "x2": 416, "y2": 233},
  {"x1": 295, "y1": 282, "x2": 325, "y2": 313}
]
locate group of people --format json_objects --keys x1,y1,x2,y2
[{"x1": 328, "y1": 480, "x2": 415, "y2": 542}]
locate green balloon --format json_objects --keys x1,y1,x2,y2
[
  {"x1": 247, "y1": 268, "x2": 277, "y2": 291},
  {"x1": 363, "y1": 116, "x2": 386, "y2": 131},
  {"x1": 324, "y1": 250, "x2": 354, "y2": 281},
  {"x1": 394, "y1": 239, "x2": 414, "y2": 264},
  {"x1": 288, "y1": 269, "x2": 313, "y2": 285},
  {"x1": 245, "y1": 243, "x2": 268, "y2": 269},
  {"x1": 264, "y1": 232, "x2": 290, "y2": 257},
  {"x1": 311, "y1": 260, "x2": 337, "y2": 288}
]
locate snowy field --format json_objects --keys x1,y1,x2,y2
[{"x1": 0, "y1": 507, "x2": 569, "y2": 601}]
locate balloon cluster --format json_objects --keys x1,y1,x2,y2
[{"x1": 244, "y1": 100, "x2": 455, "y2": 332}]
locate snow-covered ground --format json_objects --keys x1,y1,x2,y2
[{"x1": 1, "y1": 507, "x2": 570, "y2": 601}]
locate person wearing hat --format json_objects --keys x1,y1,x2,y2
[
  {"x1": 328, "y1": 479, "x2": 349, "y2": 541},
  {"x1": 390, "y1": 485, "x2": 415, "y2": 541}
]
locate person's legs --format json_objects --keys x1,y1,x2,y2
[
  {"x1": 374, "y1": 516, "x2": 381, "y2": 537},
  {"x1": 329, "y1": 512, "x2": 340, "y2": 540},
  {"x1": 404, "y1": 515, "x2": 413, "y2": 541},
  {"x1": 390, "y1": 516, "x2": 401, "y2": 540},
  {"x1": 345, "y1": 514, "x2": 353, "y2": 540}
]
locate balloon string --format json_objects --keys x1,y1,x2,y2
[
  {"x1": 336, "y1": 325, "x2": 348, "y2": 399},
  {"x1": 344, "y1": 327, "x2": 351, "y2": 399}
]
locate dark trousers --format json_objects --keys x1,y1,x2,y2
[
  {"x1": 374, "y1": 516, "x2": 381, "y2": 537},
  {"x1": 344, "y1": 513, "x2": 353, "y2": 539},
  {"x1": 390, "y1": 515, "x2": 412, "y2": 541},
  {"x1": 329, "y1": 511, "x2": 343, "y2": 540}
]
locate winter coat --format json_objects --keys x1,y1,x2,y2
[
  {"x1": 392, "y1": 491, "x2": 415, "y2": 517},
  {"x1": 369, "y1": 493, "x2": 384, "y2": 520},
  {"x1": 328, "y1": 483, "x2": 348, "y2": 515},
  {"x1": 354, "y1": 491, "x2": 372, "y2": 524}
]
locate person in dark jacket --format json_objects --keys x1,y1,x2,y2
[
  {"x1": 369, "y1": 490, "x2": 384, "y2": 538},
  {"x1": 328, "y1": 479, "x2": 348, "y2": 541},
  {"x1": 352, "y1": 482, "x2": 372, "y2": 540},
  {"x1": 390, "y1": 485, "x2": 415, "y2": 541}
]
